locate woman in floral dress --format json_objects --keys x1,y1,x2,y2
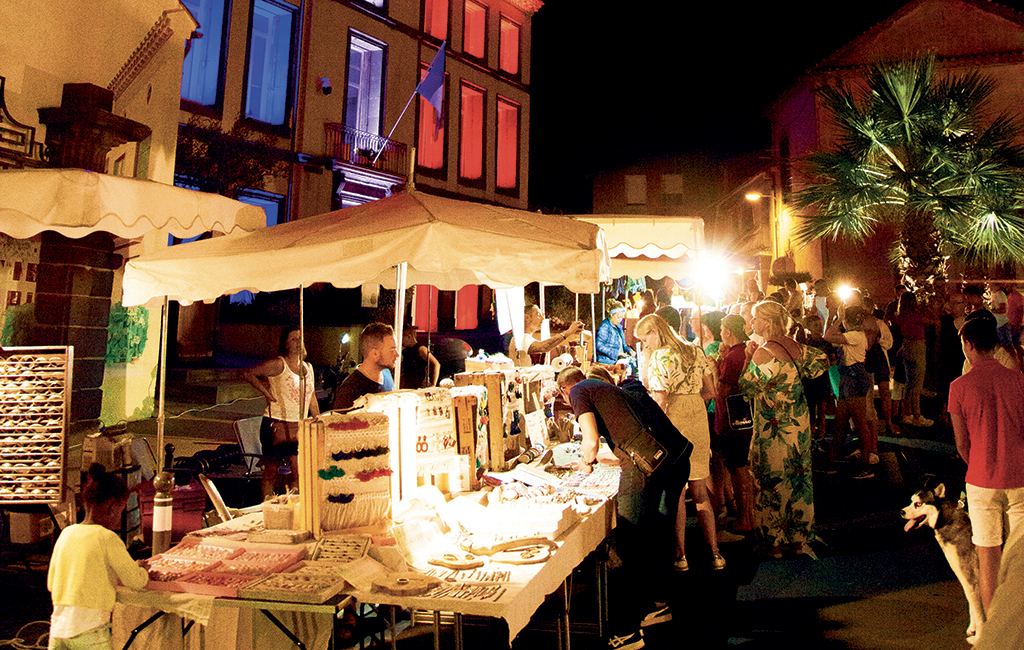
[
  {"x1": 635, "y1": 314, "x2": 724, "y2": 571},
  {"x1": 739, "y1": 300, "x2": 828, "y2": 557}
]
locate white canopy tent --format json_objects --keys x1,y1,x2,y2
[
  {"x1": 123, "y1": 189, "x2": 610, "y2": 305},
  {"x1": 122, "y1": 189, "x2": 611, "y2": 454},
  {"x1": 0, "y1": 168, "x2": 266, "y2": 239},
  {"x1": 576, "y1": 215, "x2": 706, "y2": 281}
]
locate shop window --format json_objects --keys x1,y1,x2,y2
[
  {"x1": 244, "y1": 0, "x2": 296, "y2": 126},
  {"x1": 459, "y1": 82, "x2": 485, "y2": 181},
  {"x1": 496, "y1": 97, "x2": 519, "y2": 190},
  {"x1": 424, "y1": 0, "x2": 448, "y2": 40},
  {"x1": 181, "y1": 0, "x2": 229, "y2": 108},
  {"x1": 463, "y1": 0, "x2": 486, "y2": 60},
  {"x1": 346, "y1": 32, "x2": 387, "y2": 136},
  {"x1": 499, "y1": 16, "x2": 519, "y2": 75},
  {"x1": 625, "y1": 175, "x2": 647, "y2": 205},
  {"x1": 417, "y1": 66, "x2": 447, "y2": 170}
]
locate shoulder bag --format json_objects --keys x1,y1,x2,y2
[{"x1": 616, "y1": 379, "x2": 693, "y2": 477}]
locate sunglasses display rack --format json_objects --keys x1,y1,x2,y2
[{"x1": 0, "y1": 346, "x2": 72, "y2": 505}]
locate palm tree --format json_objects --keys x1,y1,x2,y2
[{"x1": 794, "y1": 57, "x2": 1024, "y2": 289}]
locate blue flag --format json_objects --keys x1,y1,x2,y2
[{"x1": 416, "y1": 42, "x2": 446, "y2": 128}]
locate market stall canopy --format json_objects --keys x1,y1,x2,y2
[
  {"x1": 121, "y1": 189, "x2": 611, "y2": 306},
  {"x1": 0, "y1": 168, "x2": 266, "y2": 239},
  {"x1": 576, "y1": 215, "x2": 705, "y2": 280}
]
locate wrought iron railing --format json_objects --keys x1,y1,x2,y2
[{"x1": 324, "y1": 123, "x2": 408, "y2": 178}]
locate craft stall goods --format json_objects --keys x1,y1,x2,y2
[
  {"x1": 0, "y1": 347, "x2": 71, "y2": 504},
  {"x1": 360, "y1": 388, "x2": 474, "y2": 504},
  {"x1": 144, "y1": 539, "x2": 306, "y2": 597},
  {"x1": 298, "y1": 412, "x2": 393, "y2": 537}
]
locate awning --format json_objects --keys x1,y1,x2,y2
[
  {"x1": 575, "y1": 215, "x2": 705, "y2": 280},
  {"x1": 0, "y1": 168, "x2": 266, "y2": 239}
]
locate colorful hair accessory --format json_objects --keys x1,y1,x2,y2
[
  {"x1": 327, "y1": 418, "x2": 371, "y2": 432},
  {"x1": 331, "y1": 446, "x2": 389, "y2": 461},
  {"x1": 326, "y1": 493, "x2": 356, "y2": 504},
  {"x1": 355, "y1": 468, "x2": 394, "y2": 482},
  {"x1": 610, "y1": 306, "x2": 626, "y2": 314},
  {"x1": 317, "y1": 466, "x2": 346, "y2": 480}
]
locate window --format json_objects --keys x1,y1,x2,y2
[
  {"x1": 244, "y1": 0, "x2": 296, "y2": 126},
  {"x1": 181, "y1": 0, "x2": 228, "y2": 107},
  {"x1": 625, "y1": 175, "x2": 647, "y2": 205},
  {"x1": 463, "y1": 0, "x2": 486, "y2": 59},
  {"x1": 459, "y1": 82, "x2": 485, "y2": 181},
  {"x1": 662, "y1": 174, "x2": 683, "y2": 206},
  {"x1": 424, "y1": 0, "x2": 448, "y2": 40},
  {"x1": 7, "y1": 291, "x2": 20, "y2": 307},
  {"x1": 496, "y1": 97, "x2": 519, "y2": 190},
  {"x1": 417, "y1": 66, "x2": 446, "y2": 170},
  {"x1": 499, "y1": 16, "x2": 519, "y2": 75},
  {"x1": 346, "y1": 32, "x2": 387, "y2": 135},
  {"x1": 26, "y1": 263, "x2": 37, "y2": 282},
  {"x1": 230, "y1": 190, "x2": 286, "y2": 305}
]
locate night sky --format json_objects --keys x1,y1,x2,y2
[{"x1": 527, "y1": 0, "x2": 1022, "y2": 214}]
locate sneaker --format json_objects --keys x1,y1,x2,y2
[
  {"x1": 915, "y1": 416, "x2": 934, "y2": 427},
  {"x1": 711, "y1": 552, "x2": 727, "y2": 570},
  {"x1": 673, "y1": 557, "x2": 689, "y2": 571},
  {"x1": 866, "y1": 453, "x2": 880, "y2": 465},
  {"x1": 608, "y1": 630, "x2": 644, "y2": 649},
  {"x1": 852, "y1": 469, "x2": 875, "y2": 480},
  {"x1": 846, "y1": 449, "x2": 862, "y2": 459},
  {"x1": 640, "y1": 604, "x2": 672, "y2": 628}
]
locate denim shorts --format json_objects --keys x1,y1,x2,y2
[{"x1": 838, "y1": 362, "x2": 873, "y2": 399}]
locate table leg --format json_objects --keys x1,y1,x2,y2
[
  {"x1": 261, "y1": 610, "x2": 307, "y2": 650},
  {"x1": 557, "y1": 576, "x2": 571, "y2": 650},
  {"x1": 433, "y1": 611, "x2": 441, "y2": 650},
  {"x1": 121, "y1": 611, "x2": 166, "y2": 650},
  {"x1": 390, "y1": 606, "x2": 398, "y2": 650},
  {"x1": 453, "y1": 613, "x2": 464, "y2": 650},
  {"x1": 596, "y1": 541, "x2": 609, "y2": 639}
]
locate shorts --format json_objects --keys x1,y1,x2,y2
[
  {"x1": 838, "y1": 362, "x2": 873, "y2": 399},
  {"x1": 50, "y1": 626, "x2": 112, "y2": 650},
  {"x1": 260, "y1": 417, "x2": 299, "y2": 460},
  {"x1": 864, "y1": 344, "x2": 890, "y2": 382},
  {"x1": 966, "y1": 484, "x2": 1024, "y2": 547}
]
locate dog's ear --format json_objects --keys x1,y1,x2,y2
[{"x1": 934, "y1": 483, "x2": 946, "y2": 499}]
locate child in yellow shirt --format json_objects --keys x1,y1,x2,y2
[{"x1": 48, "y1": 464, "x2": 149, "y2": 650}]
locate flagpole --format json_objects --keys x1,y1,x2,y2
[{"x1": 373, "y1": 41, "x2": 445, "y2": 165}]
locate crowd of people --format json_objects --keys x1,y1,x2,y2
[{"x1": 559, "y1": 276, "x2": 1024, "y2": 648}]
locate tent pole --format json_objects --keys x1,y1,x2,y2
[
  {"x1": 156, "y1": 297, "x2": 169, "y2": 470},
  {"x1": 393, "y1": 263, "x2": 408, "y2": 389},
  {"x1": 299, "y1": 284, "x2": 307, "y2": 416}
]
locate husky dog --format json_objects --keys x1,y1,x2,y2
[{"x1": 901, "y1": 477, "x2": 983, "y2": 644}]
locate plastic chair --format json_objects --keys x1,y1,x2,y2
[{"x1": 232, "y1": 416, "x2": 265, "y2": 477}]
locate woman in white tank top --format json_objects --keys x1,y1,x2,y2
[{"x1": 243, "y1": 327, "x2": 319, "y2": 498}]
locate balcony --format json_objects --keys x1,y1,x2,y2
[{"x1": 324, "y1": 123, "x2": 408, "y2": 179}]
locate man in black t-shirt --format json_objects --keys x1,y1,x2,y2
[
  {"x1": 332, "y1": 323, "x2": 400, "y2": 410},
  {"x1": 557, "y1": 368, "x2": 686, "y2": 649}
]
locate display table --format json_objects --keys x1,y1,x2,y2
[{"x1": 347, "y1": 497, "x2": 615, "y2": 649}]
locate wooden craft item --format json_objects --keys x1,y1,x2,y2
[
  {"x1": 240, "y1": 573, "x2": 347, "y2": 604},
  {"x1": 247, "y1": 529, "x2": 311, "y2": 545},
  {"x1": 460, "y1": 535, "x2": 558, "y2": 557},
  {"x1": 489, "y1": 544, "x2": 552, "y2": 565},
  {"x1": 371, "y1": 572, "x2": 442, "y2": 596},
  {"x1": 428, "y1": 552, "x2": 485, "y2": 570}
]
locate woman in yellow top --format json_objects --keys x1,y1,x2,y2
[
  {"x1": 635, "y1": 314, "x2": 724, "y2": 571},
  {"x1": 48, "y1": 464, "x2": 149, "y2": 650}
]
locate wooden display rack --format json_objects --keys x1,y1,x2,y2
[{"x1": 0, "y1": 346, "x2": 72, "y2": 506}]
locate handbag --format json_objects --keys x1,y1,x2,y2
[
  {"x1": 615, "y1": 379, "x2": 692, "y2": 477},
  {"x1": 724, "y1": 393, "x2": 753, "y2": 432}
]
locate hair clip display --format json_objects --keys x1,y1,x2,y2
[
  {"x1": 330, "y1": 446, "x2": 389, "y2": 461},
  {"x1": 326, "y1": 493, "x2": 355, "y2": 504},
  {"x1": 317, "y1": 466, "x2": 346, "y2": 480}
]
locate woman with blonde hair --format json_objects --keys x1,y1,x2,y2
[
  {"x1": 634, "y1": 314, "x2": 724, "y2": 571},
  {"x1": 739, "y1": 300, "x2": 828, "y2": 557}
]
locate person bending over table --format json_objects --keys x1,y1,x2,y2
[{"x1": 558, "y1": 367, "x2": 689, "y2": 650}]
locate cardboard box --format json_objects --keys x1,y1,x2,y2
[{"x1": 9, "y1": 511, "x2": 55, "y2": 544}]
